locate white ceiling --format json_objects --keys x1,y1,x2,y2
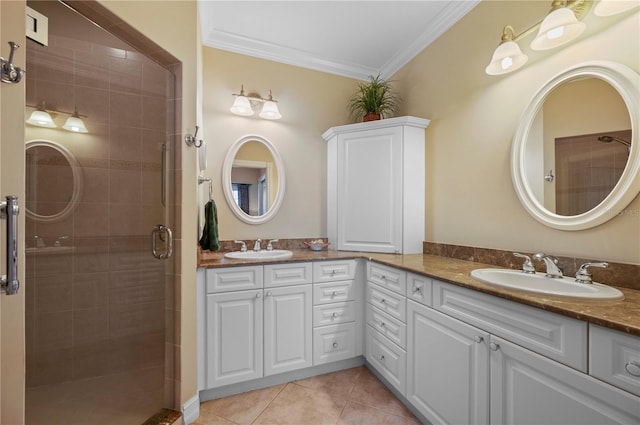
[{"x1": 198, "y1": 1, "x2": 480, "y2": 80}]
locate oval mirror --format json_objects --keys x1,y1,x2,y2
[
  {"x1": 511, "y1": 61, "x2": 640, "y2": 230},
  {"x1": 25, "y1": 140, "x2": 82, "y2": 222},
  {"x1": 222, "y1": 134, "x2": 286, "y2": 224}
]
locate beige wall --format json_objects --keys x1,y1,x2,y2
[
  {"x1": 201, "y1": 48, "x2": 356, "y2": 241},
  {"x1": 393, "y1": 1, "x2": 640, "y2": 264},
  {"x1": 97, "y1": 0, "x2": 200, "y2": 407},
  {"x1": 1, "y1": 1, "x2": 27, "y2": 422}
]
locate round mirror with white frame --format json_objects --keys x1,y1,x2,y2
[
  {"x1": 511, "y1": 61, "x2": 640, "y2": 230},
  {"x1": 222, "y1": 134, "x2": 286, "y2": 225},
  {"x1": 25, "y1": 139, "x2": 82, "y2": 223}
]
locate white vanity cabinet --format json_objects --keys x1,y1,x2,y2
[
  {"x1": 323, "y1": 116, "x2": 430, "y2": 254},
  {"x1": 205, "y1": 263, "x2": 313, "y2": 388},
  {"x1": 365, "y1": 262, "x2": 408, "y2": 396},
  {"x1": 312, "y1": 260, "x2": 361, "y2": 365}
]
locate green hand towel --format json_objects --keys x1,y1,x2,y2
[{"x1": 199, "y1": 199, "x2": 220, "y2": 251}]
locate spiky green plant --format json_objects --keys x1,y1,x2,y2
[{"x1": 347, "y1": 74, "x2": 401, "y2": 122}]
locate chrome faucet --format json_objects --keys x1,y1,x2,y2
[
  {"x1": 513, "y1": 253, "x2": 535, "y2": 274},
  {"x1": 575, "y1": 262, "x2": 608, "y2": 284},
  {"x1": 253, "y1": 238, "x2": 262, "y2": 252},
  {"x1": 34, "y1": 235, "x2": 46, "y2": 248},
  {"x1": 54, "y1": 235, "x2": 69, "y2": 247},
  {"x1": 533, "y1": 253, "x2": 564, "y2": 278},
  {"x1": 266, "y1": 239, "x2": 279, "y2": 251},
  {"x1": 234, "y1": 240, "x2": 247, "y2": 252}
]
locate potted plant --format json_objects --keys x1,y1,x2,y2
[{"x1": 347, "y1": 73, "x2": 401, "y2": 122}]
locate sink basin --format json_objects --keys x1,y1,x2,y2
[
  {"x1": 470, "y1": 268, "x2": 624, "y2": 300},
  {"x1": 224, "y1": 249, "x2": 293, "y2": 261}
]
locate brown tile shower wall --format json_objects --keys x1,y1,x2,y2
[{"x1": 25, "y1": 30, "x2": 172, "y2": 388}]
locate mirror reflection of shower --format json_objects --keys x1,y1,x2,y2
[{"x1": 597, "y1": 135, "x2": 631, "y2": 154}]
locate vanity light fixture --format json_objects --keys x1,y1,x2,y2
[
  {"x1": 230, "y1": 85, "x2": 282, "y2": 120},
  {"x1": 594, "y1": 0, "x2": 640, "y2": 16},
  {"x1": 26, "y1": 101, "x2": 89, "y2": 132},
  {"x1": 62, "y1": 107, "x2": 88, "y2": 133},
  {"x1": 531, "y1": 0, "x2": 586, "y2": 50},
  {"x1": 486, "y1": 0, "x2": 593, "y2": 76},
  {"x1": 26, "y1": 101, "x2": 56, "y2": 128}
]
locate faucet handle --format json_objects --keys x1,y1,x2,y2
[
  {"x1": 234, "y1": 240, "x2": 247, "y2": 252},
  {"x1": 513, "y1": 253, "x2": 535, "y2": 274},
  {"x1": 575, "y1": 262, "x2": 608, "y2": 284},
  {"x1": 267, "y1": 239, "x2": 279, "y2": 251}
]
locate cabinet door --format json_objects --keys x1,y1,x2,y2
[
  {"x1": 264, "y1": 284, "x2": 313, "y2": 376},
  {"x1": 206, "y1": 290, "x2": 263, "y2": 388},
  {"x1": 407, "y1": 300, "x2": 489, "y2": 425},
  {"x1": 337, "y1": 126, "x2": 402, "y2": 253},
  {"x1": 491, "y1": 336, "x2": 640, "y2": 425}
]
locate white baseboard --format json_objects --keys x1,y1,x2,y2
[{"x1": 181, "y1": 394, "x2": 200, "y2": 425}]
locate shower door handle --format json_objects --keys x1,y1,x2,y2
[
  {"x1": 1, "y1": 196, "x2": 19, "y2": 295},
  {"x1": 151, "y1": 224, "x2": 173, "y2": 260}
]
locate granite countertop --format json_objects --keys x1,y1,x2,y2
[{"x1": 198, "y1": 248, "x2": 640, "y2": 337}]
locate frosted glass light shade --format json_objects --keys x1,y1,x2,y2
[
  {"x1": 485, "y1": 40, "x2": 529, "y2": 75},
  {"x1": 531, "y1": 7, "x2": 585, "y2": 51},
  {"x1": 230, "y1": 96, "x2": 253, "y2": 116},
  {"x1": 63, "y1": 115, "x2": 88, "y2": 133},
  {"x1": 259, "y1": 101, "x2": 282, "y2": 120},
  {"x1": 594, "y1": 0, "x2": 639, "y2": 16},
  {"x1": 26, "y1": 110, "x2": 56, "y2": 128}
]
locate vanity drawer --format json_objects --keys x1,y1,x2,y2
[
  {"x1": 590, "y1": 324, "x2": 640, "y2": 397},
  {"x1": 206, "y1": 266, "x2": 263, "y2": 293},
  {"x1": 407, "y1": 273, "x2": 432, "y2": 306},
  {"x1": 367, "y1": 282, "x2": 406, "y2": 323},
  {"x1": 367, "y1": 304, "x2": 406, "y2": 349},
  {"x1": 313, "y1": 260, "x2": 357, "y2": 283},
  {"x1": 313, "y1": 280, "x2": 355, "y2": 305},
  {"x1": 368, "y1": 262, "x2": 406, "y2": 295},
  {"x1": 366, "y1": 325, "x2": 406, "y2": 396},
  {"x1": 264, "y1": 262, "x2": 312, "y2": 288},
  {"x1": 313, "y1": 322, "x2": 355, "y2": 365},
  {"x1": 313, "y1": 301, "x2": 355, "y2": 327},
  {"x1": 433, "y1": 280, "x2": 587, "y2": 371}
]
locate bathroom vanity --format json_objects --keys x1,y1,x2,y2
[{"x1": 197, "y1": 250, "x2": 640, "y2": 425}]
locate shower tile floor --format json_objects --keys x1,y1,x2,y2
[
  {"x1": 194, "y1": 366, "x2": 420, "y2": 425},
  {"x1": 25, "y1": 367, "x2": 165, "y2": 425}
]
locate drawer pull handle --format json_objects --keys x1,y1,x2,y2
[
  {"x1": 625, "y1": 361, "x2": 640, "y2": 377},
  {"x1": 489, "y1": 342, "x2": 500, "y2": 351},
  {"x1": 332, "y1": 342, "x2": 338, "y2": 349},
  {"x1": 380, "y1": 354, "x2": 385, "y2": 361},
  {"x1": 474, "y1": 335, "x2": 484, "y2": 343}
]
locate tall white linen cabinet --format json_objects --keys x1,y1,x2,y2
[{"x1": 323, "y1": 116, "x2": 430, "y2": 254}]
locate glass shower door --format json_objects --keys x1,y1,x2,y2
[{"x1": 24, "y1": 1, "x2": 175, "y2": 424}]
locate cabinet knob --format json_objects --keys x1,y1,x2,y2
[
  {"x1": 256, "y1": 293, "x2": 261, "y2": 298},
  {"x1": 332, "y1": 312, "x2": 338, "y2": 318},
  {"x1": 381, "y1": 275, "x2": 386, "y2": 280},
  {"x1": 489, "y1": 342, "x2": 500, "y2": 351},
  {"x1": 332, "y1": 342, "x2": 338, "y2": 349},
  {"x1": 331, "y1": 270, "x2": 336, "y2": 276},
  {"x1": 380, "y1": 354, "x2": 385, "y2": 361},
  {"x1": 413, "y1": 286, "x2": 422, "y2": 294},
  {"x1": 380, "y1": 322, "x2": 385, "y2": 328},
  {"x1": 380, "y1": 299, "x2": 386, "y2": 304},
  {"x1": 474, "y1": 335, "x2": 484, "y2": 343},
  {"x1": 625, "y1": 361, "x2": 640, "y2": 377},
  {"x1": 332, "y1": 291, "x2": 337, "y2": 297},
  {"x1": 266, "y1": 291, "x2": 272, "y2": 297}
]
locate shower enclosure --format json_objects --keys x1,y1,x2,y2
[{"x1": 24, "y1": 1, "x2": 177, "y2": 423}]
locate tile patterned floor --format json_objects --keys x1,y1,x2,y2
[{"x1": 194, "y1": 366, "x2": 421, "y2": 425}]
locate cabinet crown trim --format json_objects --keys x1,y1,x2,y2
[{"x1": 322, "y1": 116, "x2": 431, "y2": 141}]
